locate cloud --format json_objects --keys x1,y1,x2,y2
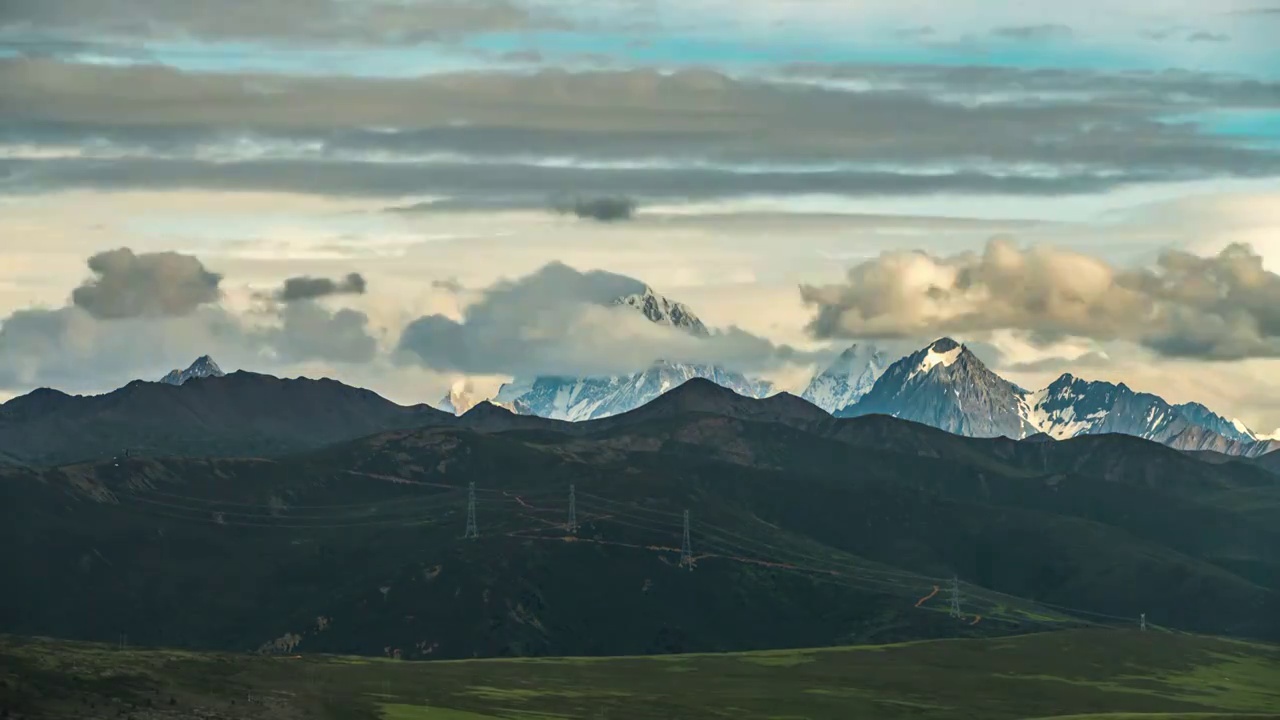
[
  {"x1": 894, "y1": 26, "x2": 936, "y2": 39},
  {"x1": 269, "y1": 302, "x2": 378, "y2": 364},
  {"x1": 800, "y1": 239, "x2": 1280, "y2": 360},
  {"x1": 275, "y1": 272, "x2": 367, "y2": 302},
  {"x1": 395, "y1": 261, "x2": 809, "y2": 376},
  {"x1": 0, "y1": 0, "x2": 561, "y2": 44},
  {"x1": 553, "y1": 195, "x2": 638, "y2": 222},
  {"x1": 70, "y1": 247, "x2": 222, "y2": 320},
  {"x1": 990, "y1": 24, "x2": 1074, "y2": 40},
  {"x1": 4, "y1": 60, "x2": 1280, "y2": 204},
  {"x1": 0, "y1": 249, "x2": 381, "y2": 393},
  {"x1": 431, "y1": 277, "x2": 465, "y2": 293},
  {"x1": 777, "y1": 63, "x2": 1280, "y2": 109},
  {"x1": 1187, "y1": 31, "x2": 1231, "y2": 42}
]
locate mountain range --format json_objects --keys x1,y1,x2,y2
[
  {"x1": 421, "y1": 286, "x2": 1277, "y2": 458},
  {"x1": 839, "y1": 337, "x2": 1278, "y2": 457},
  {"x1": 3, "y1": 376, "x2": 1279, "y2": 661}
]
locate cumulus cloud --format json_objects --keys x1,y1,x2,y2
[
  {"x1": 275, "y1": 272, "x2": 367, "y2": 302},
  {"x1": 269, "y1": 302, "x2": 378, "y2": 364},
  {"x1": 70, "y1": 247, "x2": 222, "y2": 319},
  {"x1": 800, "y1": 239, "x2": 1280, "y2": 360},
  {"x1": 395, "y1": 261, "x2": 808, "y2": 376},
  {"x1": 0, "y1": 249, "x2": 381, "y2": 393}
]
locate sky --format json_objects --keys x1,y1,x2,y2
[{"x1": 2, "y1": 0, "x2": 1280, "y2": 434}]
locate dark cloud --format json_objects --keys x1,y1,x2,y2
[
  {"x1": 396, "y1": 262, "x2": 809, "y2": 376},
  {"x1": 801, "y1": 240, "x2": 1280, "y2": 361},
  {"x1": 70, "y1": 247, "x2": 222, "y2": 320},
  {"x1": 7, "y1": 156, "x2": 1265, "y2": 204},
  {"x1": 4, "y1": 60, "x2": 1280, "y2": 202},
  {"x1": 553, "y1": 195, "x2": 638, "y2": 222},
  {"x1": 3, "y1": 60, "x2": 1278, "y2": 202},
  {"x1": 271, "y1": 303, "x2": 378, "y2": 364},
  {"x1": 0, "y1": 0, "x2": 562, "y2": 45},
  {"x1": 431, "y1": 277, "x2": 465, "y2": 293},
  {"x1": 276, "y1": 272, "x2": 367, "y2": 302},
  {"x1": 990, "y1": 24, "x2": 1074, "y2": 41}
]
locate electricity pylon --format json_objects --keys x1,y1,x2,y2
[
  {"x1": 679, "y1": 510, "x2": 693, "y2": 570},
  {"x1": 464, "y1": 482, "x2": 478, "y2": 539},
  {"x1": 948, "y1": 575, "x2": 962, "y2": 618},
  {"x1": 567, "y1": 484, "x2": 578, "y2": 535}
]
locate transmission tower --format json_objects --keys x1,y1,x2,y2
[
  {"x1": 679, "y1": 510, "x2": 693, "y2": 570},
  {"x1": 567, "y1": 484, "x2": 578, "y2": 535},
  {"x1": 464, "y1": 482, "x2": 478, "y2": 539},
  {"x1": 948, "y1": 575, "x2": 962, "y2": 618},
  {"x1": 1140, "y1": 613, "x2": 1147, "y2": 632}
]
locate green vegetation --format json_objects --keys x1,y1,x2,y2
[
  {"x1": 3, "y1": 408, "x2": 1280, "y2": 660},
  {"x1": 3, "y1": 630, "x2": 1279, "y2": 720}
]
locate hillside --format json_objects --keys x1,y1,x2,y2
[
  {"x1": 0, "y1": 371, "x2": 453, "y2": 466},
  {"x1": 3, "y1": 630, "x2": 1279, "y2": 720},
  {"x1": 3, "y1": 380, "x2": 1280, "y2": 661}
]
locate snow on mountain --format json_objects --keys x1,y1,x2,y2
[
  {"x1": 496, "y1": 288, "x2": 771, "y2": 421},
  {"x1": 838, "y1": 340, "x2": 1275, "y2": 456},
  {"x1": 158, "y1": 356, "x2": 225, "y2": 386},
  {"x1": 800, "y1": 343, "x2": 886, "y2": 414},
  {"x1": 1021, "y1": 374, "x2": 1272, "y2": 454},
  {"x1": 612, "y1": 287, "x2": 710, "y2": 337},
  {"x1": 499, "y1": 361, "x2": 771, "y2": 422},
  {"x1": 839, "y1": 338, "x2": 1036, "y2": 438},
  {"x1": 1232, "y1": 418, "x2": 1257, "y2": 439}
]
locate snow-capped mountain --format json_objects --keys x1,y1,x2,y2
[
  {"x1": 495, "y1": 289, "x2": 772, "y2": 421},
  {"x1": 838, "y1": 338, "x2": 1035, "y2": 438},
  {"x1": 838, "y1": 338, "x2": 1278, "y2": 456},
  {"x1": 613, "y1": 287, "x2": 710, "y2": 337},
  {"x1": 1023, "y1": 374, "x2": 1273, "y2": 455},
  {"x1": 502, "y1": 361, "x2": 772, "y2": 422},
  {"x1": 158, "y1": 356, "x2": 225, "y2": 386},
  {"x1": 801, "y1": 343, "x2": 886, "y2": 414}
]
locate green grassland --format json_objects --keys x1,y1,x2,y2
[{"x1": 3, "y1": 629, "x2": 1279, "y2": 720}]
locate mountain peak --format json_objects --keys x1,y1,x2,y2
[
  {"x1": 159, "y1": 355, "x2": 226, "y2": 386},
  {"x1": 911, "y1": 338, "x2": 967, "y2": 379},
  {"x1": 844, "y1": 337, "x2": 1033, "y2": 438},
  {"x1": 802, "y1": 343, "x2": 887, "y2": 414},
  {"x1": 930, "y1": 337, "x2": 961, "y2": 353},
  {"x1": 613, "y1": 287, "x2": 710, "y2": 337}
]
